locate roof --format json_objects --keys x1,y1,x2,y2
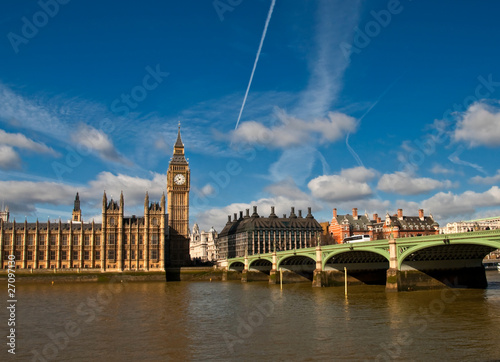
[
  {"x1": 219, "y1": 207, "x2": 323, "y2": 238},
  {"x1": 386, "y1": 215, "x2": 439, "y2": 229}
]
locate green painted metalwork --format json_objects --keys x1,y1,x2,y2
[{"x1": 226, "y1": 230, "x2": 500, "y2": 271}]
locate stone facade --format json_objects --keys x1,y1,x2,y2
[
  {"x1": 0, "y1": 192, "x2": 166, "y2": 271},
  {"x1": 189, "y1": 224, "x2": 218, "y2": 263},
  {"x1": 441, "y1": 216, "x2": 500, "y2": 234},
  {"x1": 217, "y1": 206, "x2": 323, "y2": 260},
  {"x1": 0, "y1": 128, "x2": 191, "y2": 270},
  {"x1": 166, "y1": 125, "x2": 191, "y2": 267},
  {"x1": 329, "y1": 207, "x2": 439, "y2": 243}
]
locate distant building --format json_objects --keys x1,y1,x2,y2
[
  {"x1": 0, "y1": 206, "x2": 9, "y2": 223},
  {"x1": 190, "y1": 224, "x2": 218, "y2": 263},
  {"x1": 217, "y1": 206, "x2": 323, "y2": 260},
  {"x1": 441, "y1": 216, "x2": 500, "y2": 234},
  {"x1": 329, "y1": 208, "x2": 439, "y2": 243}
]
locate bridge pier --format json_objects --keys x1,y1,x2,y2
[
  {"x1": 269, "y1": 251, "x2": 278, "y2": 284},
  {"x1": 312, "y1": 244, "x2": 323, "y2": 287}
]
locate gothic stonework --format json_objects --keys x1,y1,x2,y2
[
  {"x1": 0, "y1": 129, "x2": 191, "y2": 271},
  {"x1": 166, "y1": 125, "x2": 191, "y2": 266}
]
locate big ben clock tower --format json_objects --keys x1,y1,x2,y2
[{"x1": 167, "y1": 124, "x2": 190, "y2": 266}]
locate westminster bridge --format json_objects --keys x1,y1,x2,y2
[{"x1": 223, "y1": 229, "x2": 500, "y2": 291}]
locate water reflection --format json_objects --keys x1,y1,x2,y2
[{"x1": 8, "y1": 272, "x2": 500, "y2": 361}]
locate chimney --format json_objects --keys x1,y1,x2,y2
[
  {"x1": 251, "y1": 206, "x2": 259, "y2": 218},
  {"x1": 373, "y1": 213, "x2": 378, "y2": 222},
  {"x1": 419, "y1": 209, "x2": 424, "y2": 220},
  {"x1": 397, "y1": 209, "x2": 403, "y2": 219},
  {"x1": 233, "y1": 213, "x2": 237, "y2": 221},
  {"x1": 283, "y1": 214, "x2": 286, "y2": 218},
  {"x1": 290, "y1": 207, "x2": 297, "y2": 218},
  {"x1": 227, "y1": 215, "x2": 231, "y2": 223},
  {"x1": 352, "y1": 208, "x2": 358, "y2": 219},
  {"x1": 245, "y1": 209, "x2": 250, "y2": 218},
  {"x1": 333, "y1": 208, "x2": 337, "y2": 218},
  {"x1": 239, "y1": 211, "x2": 243, "y2": 220},
  {"x1": 377, "y1": 217, "x2": 382, "y2": 223},
  {"x1": 298, "y1": 210, "x2": 302, "y2": 218}
]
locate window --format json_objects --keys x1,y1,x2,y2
[
  {"x1": 50, "y1": 235, "x2": 56, "y2": 246},
  {"x1": 131, "y1": 250, "x2": 136, "y2": 260},
  {"x1": 84, "y1": 235, "x2": 90, "y2": 246},
  {"x1": 107, "y1": 249, "x2": 115, "y2": 260},
  {"x1": 95, "y1": 251, "x2": 100, "y2": 260},
  {"x1": 73, "y1": 251, "x2": 78, "y2": 260},
  {"x1": 139, "y1": 250, "x2": 143, "y2": 259},
  {"x1": 109, "y1": 217, "x2": 115, "y2": 226},
  {"x1": 73, "y1": 235, "x2": 79, "y2": 246},
  {"x1": 39, "y1": 235, "x2": 46, "y2": 246},
  {"x1": 61, "y1": 251, "x2": 67, "y2": 260},
  {"x1": 38, "y1": 251, "x2": 45, "y2": 260},
  {"x1": 124, "y1": 235, "x2": 128, "y2": 245},
  {"x1": 152, "y1": 218, "x2": 158, "y2": 226},
  {"x1": 95, "y1": 235, "x2": 100, "y2": 245},
  {"x1": 150, "y1": 250, "x2": 158, "y2": 260},
  {"x1": 28, "y1": 235, "x2": 34, "y2": 245},
  {"x1": 131, "y1": 235, "x2": 136, "y2": 244},
  {"x1": 50, "y1": 251, "x2": 56, "y2": 260},
  {"x1": 15, "y1": 251, "x2": 21, "y2": 260},
  {"x1": 27, "y1": 251, "x2": 33, "y2": 260},
  {"x1": 139, "y1": 235, "x2": 143, "y2": 245},
  {"x1": 151, "y1": 234, "x2": 158, "y2": 245},
  {"x1": 62, "y1": 235, "x2": 68, "y2": 246},
  {"x1": 108, "y1": 234, "x2": 115, "y2": 245},
  {"x1": 16, "y1": 235, "x2": 22, "y2": 246}
]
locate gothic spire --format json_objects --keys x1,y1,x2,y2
[
  {"x1": 74, "y1": 192, "x2": 80, "y2": 212},
  {"x1": 175, "y1": 121, "x2": 184, "y2": 148}
]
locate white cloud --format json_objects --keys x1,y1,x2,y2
[
  {"x1": 340, "y1": 166, "x2": 377, "y2": 183},
  {"x1": 377, "y1": 172, "x2": 451, "y2": 195},
  {"x1": 71, "y1": 124, "x2": 129, "y2": 164},
  {"x1": 308, "y1": 174, "x2": 372, "y2": 202},
  {"x1": 86, "y1": 171, "x2": 166, "y2": 206},
  {"x1": 0, "y1": 180, "x2": 78, "y2": 213},
  {"x1": 194, "y1": 195, "x2": 319, "y2": 232},
  {"x1": 0, "y1": 145, "x2": 21, "y2": 170},
  {"x1": 232, "y1": 110, "x2": 358, "y2": 149},
  {"x1": 430, "y1": 164, "x2": 457, "y2": 175},
  {"x1": 454, "y1": 102, "x2": 500, "y2": 147},
  {"x1": 199, "y1": 184, "x2": 215, "y2": 197},
  {"x1": 420, "y1": 186, "x2": 500, "y2": 219},
  {"x1": 0, "y1": 129, "x2": 59, "y2": 156},
  {"x1": 470, "y1": 170, "x2": 500, "y2": 185},
  {"x1": 294, "y1": 0, "x2": 361, "y2": 120}
]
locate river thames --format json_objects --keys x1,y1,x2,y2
[{"x1": 6, "y1": 271, "x2": 500, "y2": 361}]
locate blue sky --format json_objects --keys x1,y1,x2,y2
[{"x1": 1, "y1": 0, "x2": 500, "y2": 231}]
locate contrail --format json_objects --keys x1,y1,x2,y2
[
  {"x1": 235, "y1": 0, "x2": 276, "y2": 130},
  {"x1": 345, "y1": 75, "x2": 402, "y2": 167}
]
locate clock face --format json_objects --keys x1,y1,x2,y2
[{"x1": 174, "y1": 174, "x2": 186, "y2": 185}]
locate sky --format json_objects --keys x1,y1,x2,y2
[{"x1": 1, "y1": 0, "x2": 500, "y2": 232}]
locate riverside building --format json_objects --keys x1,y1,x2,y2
[
  {"x1": 217, "y1": 206, "x2": 323, "y2": 260},
  {"x1": 0, "y1": 127, "x2": 191, "y2": 270},
  {"x1": 329, "y1": 207, "x2": 439, "y2": 243}
]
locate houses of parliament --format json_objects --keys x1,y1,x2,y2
[{"x1": 0, "y1": 127, "x2": 190, "y2": 271}]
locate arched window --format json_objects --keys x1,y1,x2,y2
[{"x1": 109, "y1": 217, "x2": 115, "y2": 226}]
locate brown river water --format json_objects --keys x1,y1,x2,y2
[{"x1": 4, "y1": 271, "x2": 500, "y2": 361}]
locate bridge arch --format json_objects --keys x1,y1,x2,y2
[
  {"x1": 277, "y1": 255, "x2": 315, "y2": 270},
  {"x1": 228, "y1": 260, "x2": 245, "y2": 271},
  {"x1": 248, "y1": 257, "x2": 273, "y2": 268},
  {"x1": 398, "y1": 239, "x2": 500, "y2": 270},
  {"x1": 322, "y1": 248, "x2": 390, "y2": 270}
]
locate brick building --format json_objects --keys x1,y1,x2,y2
[{"x1": 329, "y1": 208, "x2": 439, "y2": 243}]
